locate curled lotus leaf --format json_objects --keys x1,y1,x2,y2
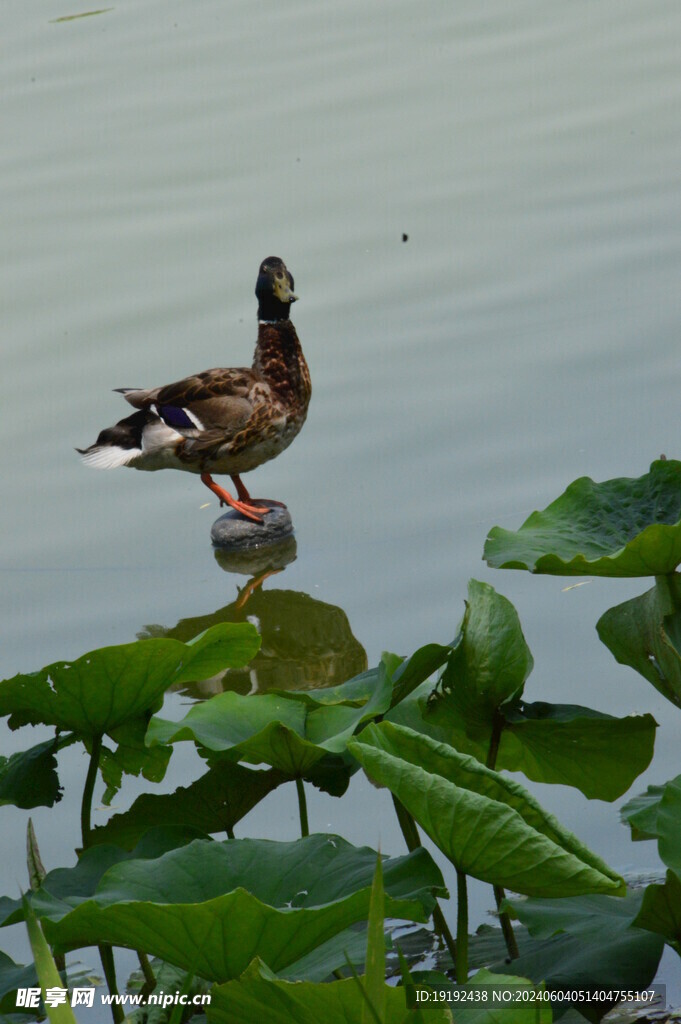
[{"x1": 485, "y1": 460, "x2": 681, "y2": 577}]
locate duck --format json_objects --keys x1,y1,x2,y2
[{"x1": 78, "y1": 257, "x2": 311, "y2": 523}]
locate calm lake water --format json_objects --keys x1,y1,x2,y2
[{"x1": 3, "y1": 0, "x2": 681, "y2": 996}]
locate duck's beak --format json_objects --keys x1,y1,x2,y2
[{"x1": 273, "y1": 275, "x2": 298, "y2": 304}]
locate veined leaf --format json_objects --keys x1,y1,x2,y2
[
  {"x1": 620, "y1": 785, "x2": 666, "y2": 841},
  {"x1": 621, "y1": 775, "x2": 681, "y2": 874},
  {"x1": 391, "y1": 687, "x2": 655, "y2": 802},
  {"x1": 648, "y1": 775, "x2": 681, "y2": 875},
  {"x1": 0, "y1": 624, "x2": 260, "y2": 737},
  {"x1": 484, "y1": 460, "x2": 681, "y2": 577},
  {"x1": 208, "y1": 958, "x2": 453, "y2": 1024},
  {"x1": 99, "y1": 716, "x2": 172, "y2": 804},
  {"x1": 597, "y1": 576, "x2": 681, "y2": 708},
  {"x1": 454, "y1": 968, "x2": 551, "y2": 1024},
  {"x1": 147, "y1": 667, "x2": 392, "y2": 776},
  {"x1": 93, "y1": 763, "x2": 284, "y2": 848},
  {"x1": 633, "y1": 871, "x2": 681, "y2": 952},
  {"x1": 0, "y1": 738, "x2": 65, "y2": 809},
  {"x1": 436, "y1": 581, "x2": 533, "y2": 718},
  {"x1": 348, "y1": 723, "x2": 624, "y2": 897},
  {"x1": 501, "y1": 893, "x2": 664, "y2": 1021},
  {"x1": 0, "y1": 827, "x2": 203, "y2": 928},
  {"x1": 278, "y1": 926, "x2": 369, "y2": 982},
  {"x1": 0, "y1": 949, "x2": 39, "y2": 1015},
  {"x1": 389, "y1": 644, "x2": 452, "y2": 710},
  {"x1": 26, "y1": 836, "x2": 445, "y2": 983}
]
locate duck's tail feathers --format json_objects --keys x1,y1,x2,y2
[
  {"x1": 77, "y1": 410, "x2": 150, "y2": 469},
  {"x1": 77, "y1": 444, "x2": 141, "y2": 469},
  {"x1": 114, "y1": 387, "x2": 154, "y2": 409}
]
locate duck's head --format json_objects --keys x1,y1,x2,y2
[{"x1": 256, "y1": 257, "x2": 298, "y2": 321}]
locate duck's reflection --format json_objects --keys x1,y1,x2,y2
[{"x1": 139, "y1": 537, "x2": 367, "y2": 698}]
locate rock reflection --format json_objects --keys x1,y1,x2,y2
[{"x1": 139, "y1": 538, "x2": 366, "y2": 698}]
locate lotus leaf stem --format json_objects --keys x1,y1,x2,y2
[
  {"x1": 455, "y1": 869, "x2": 468, "y2": 984},
  {"x1": 138, "y1": 951, "x2": 157, "y2": 998},
  {"x1": 390, "y1": 795, "x2": 458, "y2": 971},
  {"x1": 99, "y1": 944, "x2": 123, "y2": 1024},
  {"x1": 486, "y1": 715, "x2": 519, "y2": 960},
  {"x1": 295, "y1": 777, "x2": 309, "y2": 837},
  {"x1": 80, "y1": 733, "x2": 102, "y2": 850}
]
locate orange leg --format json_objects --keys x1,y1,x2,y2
[
  {"x1": 231, "y1": 474, "x2": 286, "y2": 509},
  {"x1": 201, "y1": 473, "x2": 268, "y2": 523}
]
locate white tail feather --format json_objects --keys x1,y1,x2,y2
[{"x1": 80, "y1": 445, "x2": 141, "y2": 469}]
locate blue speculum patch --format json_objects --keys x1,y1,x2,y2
[{"x1": 158, "y1": 405, "x2": 196, "y2": 429}]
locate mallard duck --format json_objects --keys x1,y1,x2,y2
[{"x1": 78, "y1": 257, "x2": 310, "y2": 523}]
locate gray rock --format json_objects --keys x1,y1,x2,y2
[{"x1": 211, "y1": 502, "x2": 294, "y2": 551}]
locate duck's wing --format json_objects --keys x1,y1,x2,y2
[{"x1": 119, "y1": 368, "x2": 262, "y2": 442}]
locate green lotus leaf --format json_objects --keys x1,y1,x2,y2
[
  {"x1": 277, "y1": 926, "x2": 369, "y2": 982},
  {"x1": 0, "y1": 949, "x2": 39, "y2": 1015},
  {"x1": 147, "y1": 667, "x2": 392, "y2": 776},
  {"x1": 0, "y1": 826, "x2": 203, "y2": 928},
  {"x1": 503, "y1": 891, "x2": 653, "y2": 940},
  {"x1": 436, "y1": 581, "x2": 533, "y2": 719},
  {"x1": 29, "y1": 836, "x2": 445, "y2": 982},
  {"x1": 208, "y1": 958, "x2": 452, "y2": 1024},
  {"x1": 297, "y1": 640, "x2": 450, "y2": 716},
  {"x1": 383, "y1": 925, "x2": 439, "y2": 979},
  {"x1": 621, "y1": 775, "x2": 681, "y2": 874},
  {"x1": 443, "y1": 923, "x2": 522, "y2": 972},
  {"x1": 440, "y1": 698, "x2": 654, "y2": 801},
  {"x1": 650, "y1": 775, "x2": 681, "y2": 875},
  {"x1": 0, "y1": 738, "x2": 66, "y2": 809},
  {"x1": 500, "y1": 893, "x2": 664, "y2": 1021},
  {"x1": 597, "y1": 576, "x2": 681, "y2": 707},
  {"x1": 147, "y1": 695, "x2": 325, "y2": 776},
  {"x1": 126, "y1": 957, "x2": 211, "y2": 1010},
  {"x1": 99, "y1": 717, "x2": 172, "y2": 804},
  {"x1": 633, "y1": 871, "x2": 681, "y2": 952},
  {"x1": 456, "y1": 903, "x2": 662, "y2": 1022},
  {"x1": 452, "y1": 969, "x2": 551, "y2": 1024},
  {"x1": 124, "y1": 954, "x2": 209, "y2": 1011},
  {"x1": 496, "y1": 703, "x2": 655, "y2": 800},
  {"x1": 93, "y1": 762, "x2": 284, "y2": 848},
  {"x1": 348, "y1": 723, "x2": 624, "y2": 897},
  {"x1": 391, "y1": 686, "x2": 655, "y2": 802},
  {"x1": 386, "y1": 683, "x2": 451, "y2": 745},
  {"x1": 291, "y1": 665, "x2": 385, "y2": 706},
  {"x1": 484, "y1": 460, "x2": 681, "y2": 577},
  {"x1": 620, "y1": 785, "x2": 666, "y2": 841},
  {"x1": 303, "y1": 752, "x2": 355, "y2": 796},
  {"x1": 0, "y1": 624, "x2": 260, "y2": 737},
  {"x1": 389, "y1": 643, "x2": 453, "y2": 709},
  {"x1": 271, "y1": 661, "x2": 392, "y2": 722}
]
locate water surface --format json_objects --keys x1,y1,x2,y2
[{"x1": 3, "y1": 0, "x2": 681, "y2": 993}]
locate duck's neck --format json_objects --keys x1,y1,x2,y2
[{"x1": 253, "y1": 320, "x2": 310, "y2": 405}]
